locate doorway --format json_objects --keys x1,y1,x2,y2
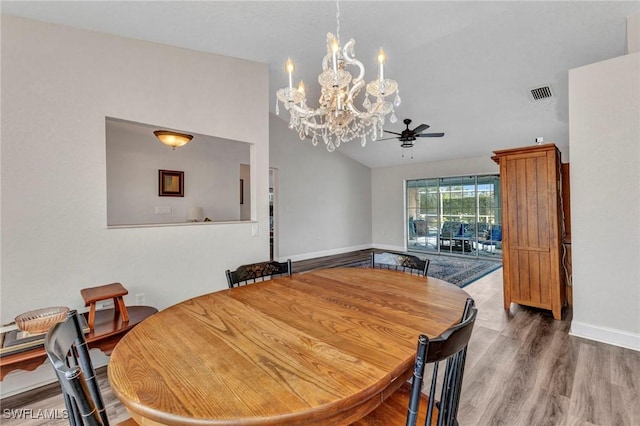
[{"x1": 269, "y1": 168, "x2": 278, "y2": 260}]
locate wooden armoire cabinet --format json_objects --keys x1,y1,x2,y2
[{"x1": 492, "y1": 144, "x2": 566, "y2": 319}]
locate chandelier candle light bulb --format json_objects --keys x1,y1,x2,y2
[
  {"x1": 378, "y1": 48, "x2": 385, "y2": 81},
  {"x1": 286, "y1": 58, "x2": 294, "y2": 90}
]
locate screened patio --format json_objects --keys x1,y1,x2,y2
[{"x1": 407, "y1": 175, "x2": 502, "y2": 258}]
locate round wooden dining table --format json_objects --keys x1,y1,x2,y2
[{"x1": 108, "y1": 267, "x2": 471, "y2": 425}]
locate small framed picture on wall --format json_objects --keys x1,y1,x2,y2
[{"x1": 159, "y1": 170, "x2": 184, "y2": 197}]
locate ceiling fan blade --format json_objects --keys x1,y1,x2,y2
[
  {"x1": 416, "y1": 132, "x2": 445, "y2": 137},
  {"x1": 412, "y1": 124, "x2": 430, "y2": 134},
  {"x1": 383, "y1": 130, "x2": 403, "y2": 135},
  {"x1": 377, "y1": 137, "x2": 399, "y2": 141}
]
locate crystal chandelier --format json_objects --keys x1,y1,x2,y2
[{"x1": 275, "y1": 0, "x2": 400, "y2": 152}]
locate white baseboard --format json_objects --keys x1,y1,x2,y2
[
  {"x1": 282, "y1": 244, "x2": 373, "y2": 262},
  {"x1": 570, "y1": 321, "x2": 640, "y2": 351},
  {"x1": 372, "y1": 243, "x2": 406, "y2": 252}
]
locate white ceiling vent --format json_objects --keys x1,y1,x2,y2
[{"x1": 528, "y1": 85, "x2": 554, "y2": 102}]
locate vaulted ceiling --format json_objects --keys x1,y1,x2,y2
[{"x1": 3, "y1": 1, "x2": 638, "y2": 167}]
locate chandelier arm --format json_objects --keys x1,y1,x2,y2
[
  {"x1": 289, "y1": 105, "x2": 331, "y2": 121},
  {"x1": 321, "y1": 50, "x2": 331, "y2": 73},
  {"x1": 287, "y1": 107, "x2": 332, "y2": 130},
  {"x1": 304, "y1": 122, "x2": 331, "y2": 130},
  {"x1": 341, "y1": 39, "x2": 365, "y2": 83},
  {"x1": 288, "y1": 104, "x2": 311, "y2": 115},
  {"x1": 346, "y1": 100, "x2": 365, "y2": 117},
  {"x1": 347, "y1": 78, "x2": 366, "y2": 106}
]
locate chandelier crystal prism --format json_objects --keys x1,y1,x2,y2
[{"x1": 275, "y1": 1, "x2": 400, "y2": 152}]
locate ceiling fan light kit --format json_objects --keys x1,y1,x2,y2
[{"x1": 275, "y1": 0, "x2": 400, "y2": 152}]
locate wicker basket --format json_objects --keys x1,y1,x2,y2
[{"x1": 14, "y1": 306, "x2": 70, "y2": 334}]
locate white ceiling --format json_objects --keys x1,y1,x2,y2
[{"x1": 3, "y1": 1, "x2": 639, "y2": 168}]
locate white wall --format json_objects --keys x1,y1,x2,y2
[
  {"x1": 269, "y1": 115, "x2": 372, "y2": 261},
  {"x1": 106, "y1": 119, "x2": 250, "y2": 225},
  {"x1": 569, "y1": 52, "x2": 640, "y2": 350},
  {"x1": 628, "y1": 13, "x2": 640, "y2": 54},
  {"x1": 1, "y1": 16, "x2": 269, "y2": 395}
]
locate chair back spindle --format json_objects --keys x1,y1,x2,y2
[{"x1": 407, "y1": 334, "x2": 428, "y2": 425}]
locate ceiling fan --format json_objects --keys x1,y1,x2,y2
[{"x1": 379, "y1": 119, "x2": 445, "y2": 148}]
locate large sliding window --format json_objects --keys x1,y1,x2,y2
[{"x1": 407, "y1": 175, "x2": 501, "y2": 257}]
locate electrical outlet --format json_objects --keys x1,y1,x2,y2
[
  {"x1": 155, "y1": 206, "x2": 172, "y2": 215},
  {"x1": 98, "y1": 300, "x2": 114, "y2": 310},
  {"x1": 135, "y1": 293, "x2": 145, "y2": 305}
]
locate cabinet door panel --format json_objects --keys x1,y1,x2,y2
[
  {"x1": 528, "y1": 251, "x2": 541, "y2": 303},
  {"x1": 517, "y1": 250, "x2": 531, "y2": 302},
  {"x1": 526, "y1": 157, "x2": 540, "y2": 248},
  {"x1": 538, "y1": 251, "x2": 552, "y2": 305},
  {"x1": 510, "y1": 250, "x2": 552, "y2": 307}
]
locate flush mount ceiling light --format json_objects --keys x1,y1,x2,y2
[
  {"x1": 153, "y1": 130, "x2": 193, "y2": 150},
  {"x1": 275, "y1": 0, "x2": 401, "y2": 152}
]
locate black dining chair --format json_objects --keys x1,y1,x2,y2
[
  {"x1": 225, "y1": 259, "x2": 292, "y2": 288},
  {"x1": 371, "y1": 251, "x2": 430, "y2": 277},
  {"x1": 44, "y1": 310, "x2": 138, "y2": 426},
  {"x1": 352, "y1": 298, "x2": 477, "y2": 426}
]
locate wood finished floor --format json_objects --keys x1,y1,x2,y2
[{"x1": 1, "y1": 252, "x2": 638, "y2": 425}]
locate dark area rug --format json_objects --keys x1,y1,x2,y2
[
  {"x1": 425, "y1": 256, "x2": 502, "y2": 287},
  {"x1": 342, "y1": 255, "x2": 502, "y2": 288}
]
